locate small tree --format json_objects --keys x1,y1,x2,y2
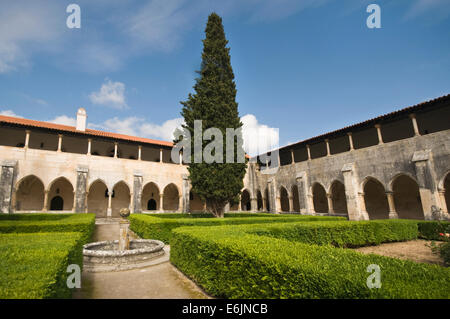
[{"x1": 179, "y1": 13, "x2": 247, "y2": 218}]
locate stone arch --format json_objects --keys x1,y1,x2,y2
[
  {"x1": 392, "y1": 174, "x2": 424, "y2": 219},
  {"x1": 241, "y1": 189, "x2": 251, "y2": 211},
  {"x1": 280, "y1": 186, "x2": 290, "y2": 212},
  {"x1": 264, "y1": 187, "x2": 270, "y2": 212},
  {"x1": 291, "y1": 185, "x2": 300, "y2": 212},
  {"x1": 189, "y1": 189, "x2": 205, "y2": 212},
  {"x1": 330, "y1": 180, "x2": 348, "y2": 216},
  {"x1": 88, "y1": 180, "x2": 108, "y2": 218},
  {"x1": 47, "y1": 177, "x2": 74, "y2": 211},
  {"x1": 163, "y1": 183, "x2": 179, "y2": 211},
  {"x1": 142, "y1": 182, "x2": 160, "y2": 211},
  {"x1": 312, "y1": 182, "x2": 328, "y2": 214},
  {"x1": 363, "y1": 177, "x2": 389, "y2": 220},
  {"x1": 256, "y1": 190, "x2": 263, "y2": 211},
  {"x1": 15, "y1": 175, "x2": 45, "y2": 211},
  {"x1": 111, "y1": 181, "x2": 131, "y2": 218}
]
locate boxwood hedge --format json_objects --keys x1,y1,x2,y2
[
  {"x1": 0, "y1": 232, "x2": 86, "y2": 299},
  {"x1": 417, "y1": 220, "x2": 450, "y2": 240},
  {"x1": 129, "y1": 213, "x2": 345, "y2": 244},
  {"x1": 0, "y1": 213, "x2": 96, "y2": 243},
  {"x1": 170, "y1": 223, "x2": 450, "y2": 299},
  {"x1": 251, "y1": 219, "x2": 419, "y2": 247}
]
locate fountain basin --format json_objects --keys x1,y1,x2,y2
[{"x1": 83, "y1": 239, "x2": 165, "y2": 272}]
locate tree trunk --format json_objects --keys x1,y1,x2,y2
[{"x1": 207, "y1": 199, "x2": 226, "y2": 218}]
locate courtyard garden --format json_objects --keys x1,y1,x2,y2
[{"x1": 0, "y1": 212, "x2": 449, "y2": 299}]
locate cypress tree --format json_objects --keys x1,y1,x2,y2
[{"x1": 180, "y1": 13, "x2": 247, "y2": 218}]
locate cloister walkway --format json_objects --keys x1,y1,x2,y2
[{"x1": 72, "y1": 219, "x2": 208, "y2": 299}]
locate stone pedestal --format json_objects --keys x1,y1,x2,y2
[{"x1": 119, "y1": 220, "x2": 130, "y2": 251}]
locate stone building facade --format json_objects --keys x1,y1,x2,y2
[
  {"x1": 0, "y1": 94, "x2": 449, "y2": 220},
  {"x1": 241, "y1": 94, "x2": 450, "y2": 220}
]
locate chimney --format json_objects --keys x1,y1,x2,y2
[{"x1": 76, "y1": 108, "x2": 87, "y2": 131}]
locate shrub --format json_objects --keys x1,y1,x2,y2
[
  {"x1": 0, "y1": 213, "x2": 96, "y2": 243},
  {"x1": 0, "y1": 232, "x2": 85, "y2": 299},
  {"x1": 129, "y1": 214, "x2": 345, "y2": 244},
  {"x1": 170, "y1": 223, "x2": 450, "y2": 299},
  {"x1": 251, "y1": 219, "x2": 418, "y2": 247},
  {"x1": 417, "y1": 220, "x2": 450, "y2": 240}
]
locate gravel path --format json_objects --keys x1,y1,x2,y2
[{"x1": 355, "y1": 240, "x2": 444, "y2": 266}]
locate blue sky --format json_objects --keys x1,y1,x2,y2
[{"x1": 0, "y1": 0, "x2": 449, "y2": 155}]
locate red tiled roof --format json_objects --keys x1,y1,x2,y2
[
  {"x1": 277, "y1": 93, "x2": 450, "y2": 152},
  {"x1": 0, "y1": 115, "x2": 173, "y2": 147}
]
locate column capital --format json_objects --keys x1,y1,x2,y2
[{"x1": 409, "y1": 113, "x2": 416, "y2": 119}]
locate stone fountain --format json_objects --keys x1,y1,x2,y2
[{"x1": 82, "y1": 208, "x2": 165, "y2": 272}]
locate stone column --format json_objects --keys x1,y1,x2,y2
[
  {"x1": 87, "y1": 139, "x2": 92, "y2": 155},
  {"x1": 289, "y1": 196, "x2": 294, "y2": 213},
  {"x1": 107, "y1": 191, "x2": 113, "y2": 217},
  {"x1": 178, "y1": 195, "x2": 183, "y2": 212},
  {"x1": 251, "y1": 197, "x2": 257, "y2": 212},
  {"x1": 179, "y1": 151, "x2": 183, "y2": 165},
  {"x1": 295, "y1": 172, "x2": 311, "y2": 214},
  {"x1": 24, "y1": 130, "x2": 30, "y2": 149},
  {"x1": 0, "y1": 160, "x2": 17, "y2": 214},
  {"x1": 325, "y1": 139, "x2": 331, "y2": 156},
  {"x1": 326, "y1": 193, "x2": 334, "y2": 215},
  {"x1": 291, "y1": 149, "x2": 295, "y2": 165},
  {"x1": 410, "y1": 113, "x2": 420, "y2": 136},
  {"x1": 439, "y1": 190, "x2": 448, "y2": 215},
  {"x1": 342, "y1": 163, "x2": 368, "y2": 220},
  {"x1": 412, "y1": 150, "x2": 439, "y2": 220},
  {"x1": 306, "y1": 145, "x2": 311, "y2": 161},
  {"x1": 159, "y1": 193, "x2": 164, "y2": 212},
  {"x1": 224, "y1": 202, "x2": 230, "y2": 213},
  {"x1": 358, "y1": 192, "x2": 369, "y2": 220},
  {"x1": 385, "y1": 191, "x2": 399, "y2": 219},
  {"x1": 114, "y1": 143, "x2": 118, "y2": 158},
  {"x1": 72, "y1": 191, "x2": 76, "y2": 212},
  {"x1": 75, "y1": 166, "x2": 88, "y2": 213},
  {"x1": 347, "y1": 132, "x2": 354, "y2": 151},
  {"x1": 262, "y1": 196, "x2": 267, "y2": 212},
  {"x1": 138, "y1": 146, "x2": 142, "y2": 161},
  {"x1": 375, "y1": 124, "x2": 384, "y2": 145},
  {"x1": 57, "y1": 134, "x2": 63, "y2": 152},
  {"x1": 159, "y1": 149, "x2": 163, "y2": 163},
  {"x1": 182, "y1": 175, "x2": 190, "y2": 213},
  {"x1": 133, "y1": 173, "x2": 143, "y2": 214},
  {"x1": 43, "y1": 190, "x2": 49, "y2": 212}
]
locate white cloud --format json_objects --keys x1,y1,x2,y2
[
  {"x1": 241, "y1": 114, "x2": 279, "y2": 157},
  {"x1": 49, "y1": 115, "x2": 76, "y2": 126},
  {"x1": 0, "y1": 1, "x2": 63, "y2": 73},
  {"x1": 89, "y1": 79, "x2": 128, "y2": 109},
  {"x1": 0, "y1": 110, "x2": 23, "y2": 118},
  {"x1": 140, "y1": 117, "x2": 185, "y2": 141},
  {"x1": 90, "y1": 116, "x2": 185, "y2": 141},
  {"x1": 404, "y1": 0, "x2": 450, "y2": 20}
]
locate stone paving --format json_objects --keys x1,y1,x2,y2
[{"x1": 72, "y1": 219, "x2": 209, "y2": 299}]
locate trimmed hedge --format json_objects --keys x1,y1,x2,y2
[
  {"x1": 417, "y1": 221, "x2": 450, "y2": 241},
  {"x1": 0, "y1": 213, "x2": 96, "y2": 243},
  {"x1": 251, "y1": 219, "x2": 419, "y2": 247},
  {"x1": 129, "y1": 213, "x2": 345, "y2": 244},
  {"x1": 0, "y1": 232, "x2": 86, "y2": 299},
  {"x1": 170, "y1": 223, "x2": 450, "y2": 299}
]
